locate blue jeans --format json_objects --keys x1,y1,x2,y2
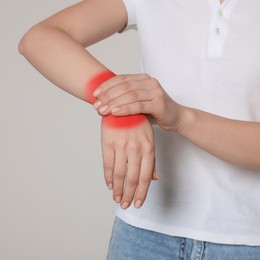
[{"x1": 106, "y1": 217, "x2": 260, "y2": 260}]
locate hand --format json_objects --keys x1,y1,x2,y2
[
  {"x1": 93, "y1": 74, "x2": 184, "y2": 132},
  {"x1": 101, "y1": 116, "x2": 157, "y2": 209}
]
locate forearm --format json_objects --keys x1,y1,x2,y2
[
  {"x1": 178, "y1": 107, "x2": 260, "y2": 170},
  {"x1": 19, "y1": 24, "x2": 107, "y2": 104},
  {"x1": 19, "y1": 24, "x2": 146, "y2": 128}
]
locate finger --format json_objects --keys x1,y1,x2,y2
[
  {"x1": 152, "y1": 168, "x2": 159, "y2": 180},
  {"x1": 134, "y1": 149, "x2": 155, "y2": 208},
  {"x1": 93, "y1": 73, "x2": 150, "y2": 98},
  {"x1": 98, "y1": 89, "x2": 155, "y2": 115},
  {"x1": 120, "y1": 150, "x2": 142, "y2": 210},
  {"x1": 101, "y1": 142, "x2": 115, "y2": 190},
  {"x1": 110, "y1": 101, "x2": 155, "y2": 116},
  {"x1": 94, "y1": 81, "x2": 149, "y2": 111},
  {"x1": 152, "y1": 157, "x2": 158, "y2": 180},
  {"x1": 113, "y1": 148, "x2": 128, "y2": 204},
  {"x1": 95, "y1": 81, "x2": 142, "y2": 110},
  {"x1": 95, "y1": 76, "x2": 159, "y2": 111}
]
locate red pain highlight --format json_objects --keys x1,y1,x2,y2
[
  {"x1": 85, "y1": 70, "x2": 146, "y2": 129},
  {"x1": 102, "y1": 114, "x2": 146, "y2": 129},
  {"x1": 86, "y1": 70, "x2": 116, "y2": 104}
]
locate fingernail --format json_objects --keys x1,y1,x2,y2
[
  {"x1": 121, "y1": 202, "x2": 129, "y2": 209},
  {"x1": 155, "y1": 170, "x2": 159, "y2": 180},
  {"x1": 93, "y1": 101, "x2": 102, "y2": 109},
  {"x1": 93, "y1": 89, "x2": 100, "y2": 97},
  {"x1": 115, "y1": 196, "x2": 121, "y2": 203},
  {"x1": 111, "y1": 107, "x2": 120, "y2": 113},
  {"x1": 135, "y1": 200, "x2": 142, "y2": 208},
  {"x1": 99, "y1": 105, "x2": 108, "y2": 114},
  {"x1": 108, "y1": 183, "x2": 113, "y2": 190}
]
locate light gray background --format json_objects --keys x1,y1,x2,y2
[{"x1": 1, "y1": 1, "x2": 139, "y2": 259}]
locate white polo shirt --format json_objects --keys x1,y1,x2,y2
[{"x1": 116, "y1": 0, "x2": 260, "y2": 246}]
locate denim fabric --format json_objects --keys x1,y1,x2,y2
[{"x1": 106, "y1": 217, "x2": 260, "y2": 260}]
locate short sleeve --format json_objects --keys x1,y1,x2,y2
[{"x1": 120, "y1": 0, "x2": 137, "y2": 32}]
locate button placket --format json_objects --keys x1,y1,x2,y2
[
  {"x1": 215, "y1": 9, "x2": 226, "y2": 36},
  {"x1": 218, "y1": 9, "x2": 224, "y2": 17},
  {"x1": 207, "y1": 0, "x2": 238, "y2": 58},
  {"x1": 207, "y1": 11, "x2": 226, "y2": 57},
  {"x1": 216, "y1": 8, "x2": 225, "y2": 35},
  {"x1": 216, "y1": 27, "x2": 222, "y2": 35}
]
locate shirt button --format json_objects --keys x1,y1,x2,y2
[
  {"x1": 216, "y1": 27, "x2": 222, "y2": 35},
  {"x1": 219, "y1": 9, "x2": 224, "y2": 17}
]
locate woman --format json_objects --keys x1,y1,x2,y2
[{"x1": 19, "y1": 0, "x2": 260, "y2": 259}]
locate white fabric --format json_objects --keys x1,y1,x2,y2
[{"x1": 117, "y1": 0, "x2": 260, "y2": 246}]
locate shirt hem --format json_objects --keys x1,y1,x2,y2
[{"x1": 115, "y1": 210, "x2": 260, "y2": 247}]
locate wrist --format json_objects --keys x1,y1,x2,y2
[
  {"x1": 174, "y1": 105, "x2": 196, "y2": 135},
  {"x1": 102, "y1": 114, "x2": 147, "y2": 129},
  {"x1": 86, "y1": 70, "x2": 147, "y2": 129},
  {"x1": 86, "y1": 70, "x2": 116, "y2": 104}
]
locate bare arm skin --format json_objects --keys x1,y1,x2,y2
[
  {"x1": 18, "y1": 0, "x2": 126, "y2": 100},
  {"x1": 18, "y1": 0, "x2": 157, "y2": 209},
  {"x1": 93, "y1": 74, "x2": 260, "y2": 170},
  {"x1": 178, "y1": 107, "x2": 260, "y2": 170}
]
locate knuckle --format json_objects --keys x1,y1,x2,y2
[
  {"x1": 128, "y1": 90, "x2": 139, "y2": 100},
  {"x1": 143, "y1": 142, "x2": 154, "y2": 155},
  {"x1": 149, "y1": 77, "x2": 159, "y2": 88},
  {"x1": 115, "y1": 170, "x2": 125, "y2": 179},
  {"x1": 139, "y1": 174, "x2": 152, "y2": 184},
  {"x1": 104, "y1": 90, "x2": 115, "y2": 101},
  {"x1": 136, "y1": 102, "x2": 144, "y2": 111},
  {"x1": 127, "y1": 176, "x2": 139, "y2": 186},
  {"x1": 156, "y1": 88, "x2": 165, "y2": 99},
  {"x1": 128, "y1": 144, "x2": 141, "y2": 154},
  {"x1": 117, "y1": 139, "x2": 127, "y2": 149},
  {"x1": 104, "y1": 164, "x2": 113, "y2": 173}
]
